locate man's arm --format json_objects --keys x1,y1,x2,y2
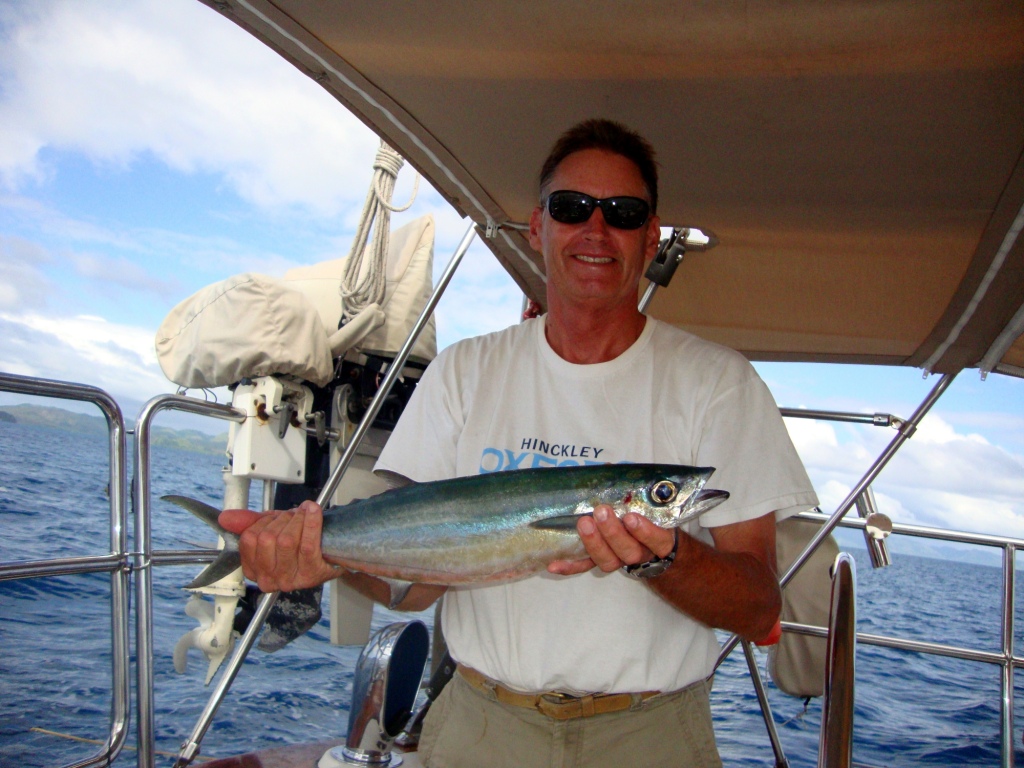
[
  {"x1": 547, "y1": 506, "x2": 780, "y2": 641},
  {"x1": 219, "y1": 503, "x2": 447, "y2": 612}
]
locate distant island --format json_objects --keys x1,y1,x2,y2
[{"x1": 0, "y1": 403, "x2": 229, "y2": 456}]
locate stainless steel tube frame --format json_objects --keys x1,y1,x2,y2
[
  {"x1": 741, "y1": 640, "x2": 790, "y2": 768},
  {"x1": 854, "y1": 487, "x2": 892, "y2": 568},
  {"x1": 778, "y1": 373, "x2": 954, "y2": 592},
  {"x1": 0, "y1": 372, "x2": 130, "y2": 768},
  {"x1": 785, "y1": 512, "x2": 1020, "y2": 768},
  {"x1": 716, "y1": 372, "x2": 956, "y2": 669},
  {"x1": 134, "y1": 393, "x2": 245, "y2": 768},
  {"x1": 1001, "y1": 544, "x2": 1016, "y2": 768}
]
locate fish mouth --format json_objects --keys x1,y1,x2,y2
[{"x1": 680, "y1": 488, "x2": 729, "y2": 522}]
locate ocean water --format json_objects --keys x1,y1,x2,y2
[{"x1": 1, "y1": 419, "x2": 1022, "y2": 767}]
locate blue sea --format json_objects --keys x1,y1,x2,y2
[{"x1": 1, "y1": 419, "x2": 1021, "y2": 767}]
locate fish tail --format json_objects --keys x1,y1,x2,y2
[{"x1": 162, "y1": 495, "x2": 242, "y2": 589}]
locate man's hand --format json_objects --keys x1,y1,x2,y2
[
  {"x1": 546, "y1": 504, "x2": 676, "y2": 575},
  {"x1": 219, "y1": 501, "x2": 341, "y2": 593}
]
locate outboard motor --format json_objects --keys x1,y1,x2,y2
[{"x1": 322, "y1": 620, "x2": 429, "y2": 767}]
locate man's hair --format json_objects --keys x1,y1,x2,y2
[{"x1": 539, "y1": 119, "x2": 659, "y2": 214}]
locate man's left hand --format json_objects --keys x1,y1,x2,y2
[{"x1": 547, "y1": 504, "x2": 676, "y2": 575}]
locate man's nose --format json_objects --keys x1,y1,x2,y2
[{"x1": 580, "y1": 205, "x2": 611, "y2": 237}]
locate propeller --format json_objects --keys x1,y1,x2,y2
[{"x1": 173, "y1": 593, "x2": 240, "y2": 684}]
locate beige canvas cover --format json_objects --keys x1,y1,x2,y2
[
  {"x1": 155, "y1": 272, "x2": 335, "y2": 389},
  {"x1": 768, "y1": 517, "x2": 841, "y2": 698},
  {"x1": 155, "y1": 214, "x2": 437, "y2": 389},
  {"x1": 285, "y1": 214, "x2": 437, "y2": 365}
]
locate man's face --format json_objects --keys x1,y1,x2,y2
[{"x1": 529, "y1": 148, "x2": 661, "y2": 311}]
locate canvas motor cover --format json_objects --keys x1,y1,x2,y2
[
  {"x1": 155, "y1": 272, "x2": 334, "y2": 389},
  {"x1": 768, "y1": 516, "x2": 840, "y2": 698},
  {"x1": 284, "y1": 214, "x2": 437, "y2": 365}
]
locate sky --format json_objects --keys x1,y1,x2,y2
[{"x1": 1, "y1": 0, "x2": 1022, "y2": 558}]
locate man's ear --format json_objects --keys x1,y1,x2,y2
[
  {"x1": 644, "y1": 214, "x2": 662, "y2": 262},
  {"x1": 528, "y1": 205, "x2": 544, "y2": 252}
]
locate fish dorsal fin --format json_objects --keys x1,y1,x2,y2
[
  {"x1": 529, "y1": 513, "x2": 590, "y2": 531},
  {"x1": 374, "y1": 469, "x2": 415, "y2": 489}
]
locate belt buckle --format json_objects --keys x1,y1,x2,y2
[{"x1": 537, "y1": 691, "x2": 592, "y2": 720}]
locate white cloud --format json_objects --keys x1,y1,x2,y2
[
  {"x1": 790, "y1": 412, "x2": 1024, "y2": 540},
  {"x1": 785, "y1": 416, "x2": 876, "y2": 478},
  {"x1": 0, "y1": 0, "x2": 378, "y2": 215},
  {"x1": 0, "y1": 311, "x2": 170, "y2": 401},
  {"x1": 0, "y1": 0, "x2": 523, "y2": 348},
  {"x1": 0, "y1": 193, "x2": 141, "y2": 250},
  {"x1": 69, "y1": 251, "x2": 180, "y2": 295},
  {"x1": 913, "y1": 414, "x2": 990, "y2": 446},
  {"x1": 0, "y1": 234, "x2": 52, "y2": 310},
  {"x1": 784, "y1": 416, "x2": 838, "y2": 452}
]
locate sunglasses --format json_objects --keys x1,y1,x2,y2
[{"x1": 545, "y1": 190, "x2": 651, "y2": 230}]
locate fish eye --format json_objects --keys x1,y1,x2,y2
[{"x1": 650, "y1": 481, "x2": 677, "y2": 504}]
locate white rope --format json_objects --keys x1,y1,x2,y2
[{"x1": 340, "y1": 141, "x2": 420, "y2": 325}]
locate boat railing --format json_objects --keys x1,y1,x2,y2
[
  {"x1": 0, "y1": 372, "x2": 131, "y2": 768},
  {"x1": 133, "y1": 394, "x2": 247, "y2": 768},
  {"x1": 715, "y1": 383, "x2": 1021, "y2": 768},
  {"x1": 795, "y1": 510, "x2": 1020, "y2": 768},
  {"x1": 3, "y1": 366, "x2": 1021, "y2": 767}
]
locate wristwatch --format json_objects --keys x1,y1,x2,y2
[{"x1": 622, "y1": 528, "x2": 680, "y2": 579}]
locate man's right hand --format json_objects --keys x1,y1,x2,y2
[{"x1": 219, "y1": 501, "x2": 342, "y2": 593}]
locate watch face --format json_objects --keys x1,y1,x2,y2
[{"x1": 623, "y1": 557, "x2": 673, "y2": 579}]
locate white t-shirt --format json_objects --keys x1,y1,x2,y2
[{"x1": 375, "y1": 316, "x2": 818, "y2": 694}]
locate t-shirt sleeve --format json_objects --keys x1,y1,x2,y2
[
  {"x1": 374, "y1": 345, "x2": 463, "y2": 483},
  {"x1": 694, "y1": 364, "x2": 818, "y2": 528}
]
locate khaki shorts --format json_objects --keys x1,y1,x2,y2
[{"x1": 418, "y1": 672, "x2": 722, "y2": 768}]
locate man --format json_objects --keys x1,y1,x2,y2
[{"x1": 221, "y1": 119, "x2": 818, "y2": 767}]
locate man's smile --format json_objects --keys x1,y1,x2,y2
[{"x1": 573, "y1": 254, "x2": 615, "y2": 264}]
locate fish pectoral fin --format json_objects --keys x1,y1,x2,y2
[
  {"x1": 374, "y1": 469, "x2": 415, "y2": 489},
  {"x1": 529, "y1": 513, "x2": 590, "y2": 531},
  {"x1": 378, "y1": 577, "x2": 414, "y2": 609}
]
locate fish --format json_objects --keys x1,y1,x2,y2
[{"x1": 164, "y1": 463, "x2": 729, "y2": 591}]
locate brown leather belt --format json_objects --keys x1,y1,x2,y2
[{"x1": 457, "y1": 664, "x2": 660, "y2": 721}]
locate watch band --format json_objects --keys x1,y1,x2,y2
[{"x1": 622, "y1": 528, "x2": 680, "y2": 579}]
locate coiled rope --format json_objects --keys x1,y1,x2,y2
[{"x1": 340, "y1": 141, "x2": 419, "y2": 326}]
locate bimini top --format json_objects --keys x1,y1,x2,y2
[{"x1": 203, "y1": 0, "x2": 1024, "y2": 377}]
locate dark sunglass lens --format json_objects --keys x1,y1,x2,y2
[
  {"x1": 548, "y1": 192, "x2": 594, "y2": 224},
  {"x1": 547, "y1": 191, "x2": 649, "y2": 229},
  {"x1": 603, "y1": 198, "x2": 649, "y2": 230}
]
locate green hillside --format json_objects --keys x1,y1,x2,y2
[{"x1": 0, "y1": 404, "x2": 229, "y2": 456}]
